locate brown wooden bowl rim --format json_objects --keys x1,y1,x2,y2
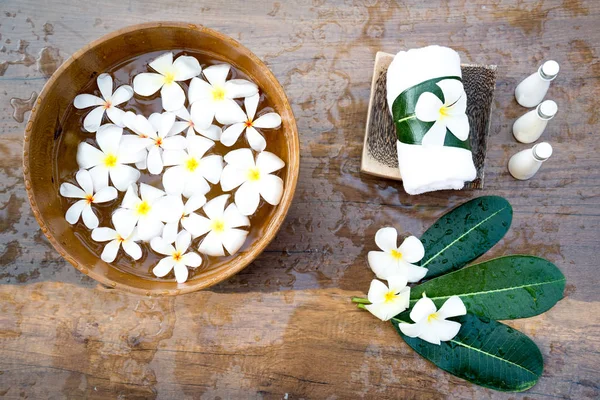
[{"x1": 23, "y1": 21, "x2": 300, "y2": 296}]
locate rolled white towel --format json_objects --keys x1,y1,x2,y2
[{"x1": 386, "y1": 45, "x2": 476, "y2": 195}]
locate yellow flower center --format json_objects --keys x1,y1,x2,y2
[
  {"x1": 103, "y1": 100, "x2": 112, "y2": 110},
  {"x1": 104, "y1": 153, "x2": 118, "y2": 168},
  {"x1": 172, "y1": 251, "x2": 182, "y2": 262},
  {"x1": 244, "y1": 119, "x2": 253, "y2": 128},
  {"x1": 116, "y1": 235, "x2": 125, "y2": 243},
  {"x1": 384, "y1": 291, "x2": 396, "y2": 303},
  {"x1": 390, "y1": 249, "x2": 403, "y2": 260},
  {"x1": 439, "y1": 106, "x2": 450, "y2": 118},
  {"x1": 212, "y1": 86, "x2": 225, "y2": 102},
  {"x1": 211, "y1": 219, "x2": 225, "y2": 233},
  {"x1": 85, "y1": 194, "x2": 94, "y2": 204},
  {"x1": 155, "y1": 137, "x2": 163, "y2": 147},
  {"x1": 186, "y1": 157, "x2": 199, "y2": 172},
  {"x1": 247, "y1": 167, "x2": 261, "y2": 182},
  {"x1": 164, "y1": 72, "x2": 175, "y2": 85},
  {"x1": 427, "y1": 312, "x2": 439, "y2": 323},
  {"x1": 135, "y1": 201, "x2": 151, "y2": 216}
]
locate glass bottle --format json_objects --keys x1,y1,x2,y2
[
  {"x1": 513, "y1": 100, "x2": 558, "y2": 143},
  {"x1": 515, "y1": 60, "x2": 559, "y2": 108},
  {"x1": 508, "y1": 142, "x2": 553, "y2": 180}
]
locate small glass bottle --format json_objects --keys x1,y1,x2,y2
[
  {"x1": 515, "y1": 60, "x2": 559, "y2": 108},
  {"x1": 513, "y1": 100, "x2": 558, "y2": 143},
  {"x1": 508, "y1": 142, "x2": 553, "y2": 180}
]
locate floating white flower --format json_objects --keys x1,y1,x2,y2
[
  {"x1": 162, "y1": 194, "x2": 207, "y2": 244},
  {"x1": 368, "y1": 227, "x2": 427, "y2": 283},
  {"x1": 183, "y1": 194, "x2": 250, "y2": 257},
  {"x1": 220, "y1": 148, "x2": 284, "y2": 216},
  {"x1": 364, "y1": 276, "x2": 411, "y2": 321},
  {"x1": 112, "y1": 183, "x2": 184, "y2": 241},
  {"x1": 398, "y1": 294, "x2": 466, "y2": 345},
  {"x1": 76, "y1": 124, "x2": 146, "y2": 192},
  {"x1": 170, "y1": 106, "x2": 222, "y2": 141},
  {"x1": 133, "y1": 52, "x2": 201, "y2": 112},
  {"x1": 91, "y1": 226, "x2": 142, "y2": 263},
  {"x1": 220, "y1": 93, "x2": 282, "y2": 152},
  {"x1": 151, "y1": 230, "x2": 202, "y2": 283},
  {"x1": 162, "y1": 135, "x2": 223, "y2": 198},
  {"x1": 122, "y1": 111, "x2": 187, "y2": 174},
  {"x1": 414, "y1": 79, "x2": 469, "y2": 147},
  {"x1": 74, "y1": 73, "x2": 133, "y2": 132},
  {"x1": 59, "y1": 169, "x2": 118, "y2": 229},
  {"x1": 188, "y1": 63, "x2": 258, "y2": 129}
]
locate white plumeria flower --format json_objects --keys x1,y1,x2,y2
[
  {"x1": 162, "y1": 194, "x2": 207, "y2": 244},
  {"x1": 59, "y1": 169, "x2": 118, "y2": 229},
  {"x1": 188, "y1": 63, "x2": 258, "y2": 129},
  {"x1": 368, "y1": 227, "x2": 427, "y2": 283},
  {"x1": 220, "y1": 93, "x2": 282, "y2": 152},
  {"x1": 122, "y1": 111, "x2": 187, "y2": 175},
  {"x1": 414, "y1": 79, "x2": 469, "y2": 147},
  {"x1": 364, "y1": 276, "x2": 411, "y2": 321},
  {"x1": 162, "y1": 135, "x2": 223, "y2": 198},
  {"x1": 112, "y1": 183, "x2": 184, "y2": 241},
  {"x1": 76, "y1": 124, "x2": 146, "y2": 192},
  {"x1": 220, "y1": 148, "x2": 284, "y2": 216},
  {"x1": 399, "y1": 294, "x2": 467, "y2": 345},
  {"x1": 74, "y1": 73, "x2": 133, "y2": 132},
  {"x1": 170, "y1": 106, "x2": 222, "y2": 141},
  {"x1": 91, "y1": 226, "x2": 142, "y2": 263},
  {"x1": 133, "y1": 52, "x2": 201, "y2": 112},
  {"x1": 183, "y1": 194, "x2": 250, "y2": 257},
  {"x1": 151, "y1": 230, "x2": 202, "y2": 283}
]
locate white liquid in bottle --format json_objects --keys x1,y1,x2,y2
[
  {"x1": 508, "y1": 142, "x2": 553, "y2": 180},
  {"x1": 513, "y1": 100, "x2": 558, "y2": 143},
  {"x1": 515, "y1": 60, "x2": 559, "y2": 108}
]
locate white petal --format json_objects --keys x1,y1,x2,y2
[
  {"x1": 253, "y1": 112, "x2": 282, "y2": 129},
  {"x1": 181, "y1": 252, "x2": 202, "y2": 268},
  {"x1": 170, "y1": 121, "x2": 189, "y2": 136},
  {"x1": 74, "y1": 94, "x2": 104, "y2": 109},
  {"x1": 139, "y1": 183, "x2": 166, "y2": 203},
  {"x1": 106, "y1": 107, "x2": 125, "y2": 127},
  {"x1": 222, "y1": 228, "x2": 248, "y2": 255},
  {"x1": 161, "y1": 82, "x2": 186, "y2": 112},
  {"x1": 235, "y1": 181, "x2": 260, "y2": 216},
  {"x1": 367, "y1": 279, "x2": 390, "y2": 304},
  {"x1": 418, "y1": 323, "x2": 442, "y2": 345},
  {"x1": 203, "y1": 194, "x2": 229, "y2": 220},
  {"x1": 161, "y1": 135, "x2": 187, "y2": 151},
  {"x1": 111, "y1": 85, "x2": 134, "y2": 106},
  {"x1": 91, "y1": 227, "x2": 118, "y2": 242},
  {"x1": 175, "y1": 230, "x2": 192, "y2": 253},
  {"x1": 59, "y1": 182, "x2": 86, "y2": 199},
  {"x1": 223, "y1": 203, "x2": 250, "y2": 229},
  {"x1": 137, "y1": 217, "x2": 164, "y2": 241},
  {"x1": 157, "y1": 112, "x2": 176, "y2": 138},
  {"x1": 445, "y1": 113, "x2": 470, "y2": 141},
  {"x1": 184, "y1": 194, "x2": 207, "y2": 214},
  {"x1": 109, "y1": 165, "x2": 140, "y2": 192},
  {"x1": 93, "y1": 186, "x2": 117, "y2": 203},
  {"x1": 89, "y1": 165, "x2": 109, "y2": 191},
  {"x1": 203, "y1": 64, "x2": 230, "y2": 86},
  {"x1": 437, "y1": 296, "x2": 467, "y2": 320},
  {"x1": 119, "y1": 136, "x2": 153, "y2": 161},
  {"x1": 246, "y1": 126, "x2": 266, "y2": 152},
  {"x1": 403, "y1": 263, "x2": 428, "y2": 283},
  {"x1": 101, "y1": 240, "x2": 120, "y2": 263},
  {"x1": 77, "y1": 142, "x2": 104, "y2": 169},
  {"x1": 224, "y1": 148, "x2": 255, "y2": 169},
  {"x1": 97, "y1": 73, "x2": 113, "y2": 101},
  {"x1": 121, "y1": 184, "x2": 140, "y2": 209},
  {"x1": 220, "y1": 123, "x2": 246, "y2": 147},
  {"x1": 81, "y1": 205, "x2": 99, "y2": 229},
  {"x1": 133, "y1": 73, "x2": 165, "y2": 96},
  {"x1": 198, "y1": 231, "x2": 225, "y2": 257},
  {"x1": 135, "y1": 114, "x2": 158, "y2": 139},
  {"x1": 173, "y1": 263, "x2": 189, "y2": 283},
  {"x1": 387, "y1": 275, "x2": 409, "y2": 294},
  {"x1": 96, "y1": 124, "x2": 123, "y2": 154},
  {"x1": 244, "y1": 93, "x2": 259, "y2": 120},
  {"x1": 74, "y1": 170, "x2": 93, "y2": 195},
  {"x1": 175, "y1": 106, "x2": 191, "y2": 121},
  {"x1": 150, "y1": 236, "x2": 176, "y2": 256},
  {"x1": 162, "y1": 166, "x2": 186, "y2": 195},
  {"x1": 258, "y1": 174, "x2": 283, "y2": 206},
  {"x1": 421, "y1": 119, "x2": 448, "y2": 147},
  {"x1": 409, "y1": 296, "x2": 437, "y2": 324},
  {"x1": 83, "y1": 106, "x2": 105, "y2": 132},
  {"x1": 437, "y1": 79, "x2": 465, "y2": 107},
  {"x1": 195, "y1": 124, "x2": 222, "y2": 141},
  {"x1": 112, "y1": 209, "x2": 138, "y2": 239},
  {"x1": 187, "y1": 135, "x2": 215, "y2": 159},
  {"x1": 190, "y1": 98, "x2": 216, "y2": 130},
  {"x1": 448, "y1": 91, "x2": 467, "y2": 115},
  {"x1": 154, "y1": 195, "x2": 185, "y2": 223},
  {"x1": 432, "y1": 319, "x2": 462, "y2": 342},
  {"x1": 162, "y1": 222, "x2": 179, "y2": 244},
  {"x1": 188, "y1": 77, "x2": 214, "y2": 103},
  {"x1": 415, "y1": 91, "x2": 444, "y2": 122},
  {"x1": 181, "y1": 213, "x2": 212, "y2": 238},
  {"x1": 173, "y1": 56, "x2": 201, "y2": 81},
  {"x1": 399, "y1": 322, "x2": 421, "y2": 338},
  {"x1": 367, "y1": 251, "x2": 398, "y2": 280},
  {"x1": 162, "y1": 149, "x2": 188, "y2": 167},
  {"x1": 374, "y1": 227, "x2": 398, "y2": 252},
  {"x1": 220, "y1": 165, "x2": 246, "y2": 192},
  {"x1": 65, "y1": 200, "x2": 86, "y2": 224},
  {"x1": 198, "y1": 155, "x2": 223, "y2": 184},
  {"x1": 153, "y1": 257, "x2": 175, "y2": 278},
  {"x1": 122, "y1": 240, "x2": 142, "y2": 260},
  {"x1": 224, "y1": 79, "x2": 258, "y2": 99},
  {"x1": 215, "y1": 99, "x2": 247, "y2": 125},
  {"x1": 365, "y1": 301, "x2": 406, "y2": 322},
  {"x1": 181, "y1": 178, "x2": 212, "y2": 204},
  {"x1": 147, "y1": 146, "x2": 164, "y2": 175},
  {"x1": 149, "y1": 52, "x2": 174, "y2": 75},
  {"x1": 256, "y1": 151, "x2": 284, "y2": 174},
  {"x1": 147, "y1": 112, "x2": 162, "y2": 133},
  {"x1": 398, "y1": 236, "x2": 425, "y2": 263}
]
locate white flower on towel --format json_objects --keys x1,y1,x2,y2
[
  {"x1": 414, "y1": 79, "x2": 469, "y2": 147},
  {"x1": 368, "y1": 227, "x2": 427, "y2": 283}
]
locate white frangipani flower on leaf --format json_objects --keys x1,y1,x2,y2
[
  {"x1": 220, "y1": 148, "x2": 284, "y2": 216},
  {"x1": 112, "y1": 183, "x2": 184, "y2": 241},
  {"x1": 399, "y1": 294, "x2": 467, "y2": 345},
  {"x1": 162, "y1": 194, "x2": 207, "y2": 244},
  {"x1": 220, "y1": 93, "x2": 282, "y2": 152},
  {"x1": 414, "y1": 79, "x2": 469, "y2": 147},
  {"x1": 364, "y1": 276, "x2": 411, "y2": 321},
  {"x1": 188, "y1": 64, "x2": 258, "y2": 129},
  {"x1": 170, "y1": 106, "x2": 222, "y2": 141},
  {"x1": 122, "y1": 111, "x2": 187, "y2": 175},
  {"x1": 151, "y1": 230, "x2": 202, "y2": 283},
  {"x1": 183, "y1": 194, "x2": 250, "y2": 257},
  {"x1": 74, "y1": 73, "x2": 133, "y2": 132},
  {"x1": 162, "y1": 135, "x2": 223, "y2": 198},
  {"x1": 368, "y1": 227, "x2": 427, "y2": 283},
  {"x1": 76, "y1": 124, "x2": 146, "y2": 192},
  {"x1": 60, "y1": 169, "x2": 118, "y2": 229},
  {"x1": 133, "y1": 52, "x2": 201, "y2": 112},
  {"x1": 91, "y1": 226, "x2": 142, "y2": 263}
]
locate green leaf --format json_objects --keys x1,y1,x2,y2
[
  {"x1": 391, "y1": 313, "x2": 543, "y2": 392},
  {"x1": 419, "y1": 196, "x2": 512, "y2": 279},
  {"x1": 411, "y1": 255, "x2": 566, "y2": 320}
]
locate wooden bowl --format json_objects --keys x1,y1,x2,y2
[{"x1": 23, "y1": 22, "x2": 299, "y2": 296}]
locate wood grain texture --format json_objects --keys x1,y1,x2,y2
[{"x1": 1, "y1": 0, "x2": 599, "y2": 398}]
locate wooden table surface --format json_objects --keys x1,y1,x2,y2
[{"x1": 1, "y1": 0, "x2": 599, "y2": 398}]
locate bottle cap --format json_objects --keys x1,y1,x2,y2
[
  {"x1": 538, "y1": 100, "x2": 558, "y2": 119},
  {"x1": 533, "y1": 142, "x2": 553, "y2": 161},
  {"x1": 540, "y1": 60, "x2": 560, "y2": 80}
]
